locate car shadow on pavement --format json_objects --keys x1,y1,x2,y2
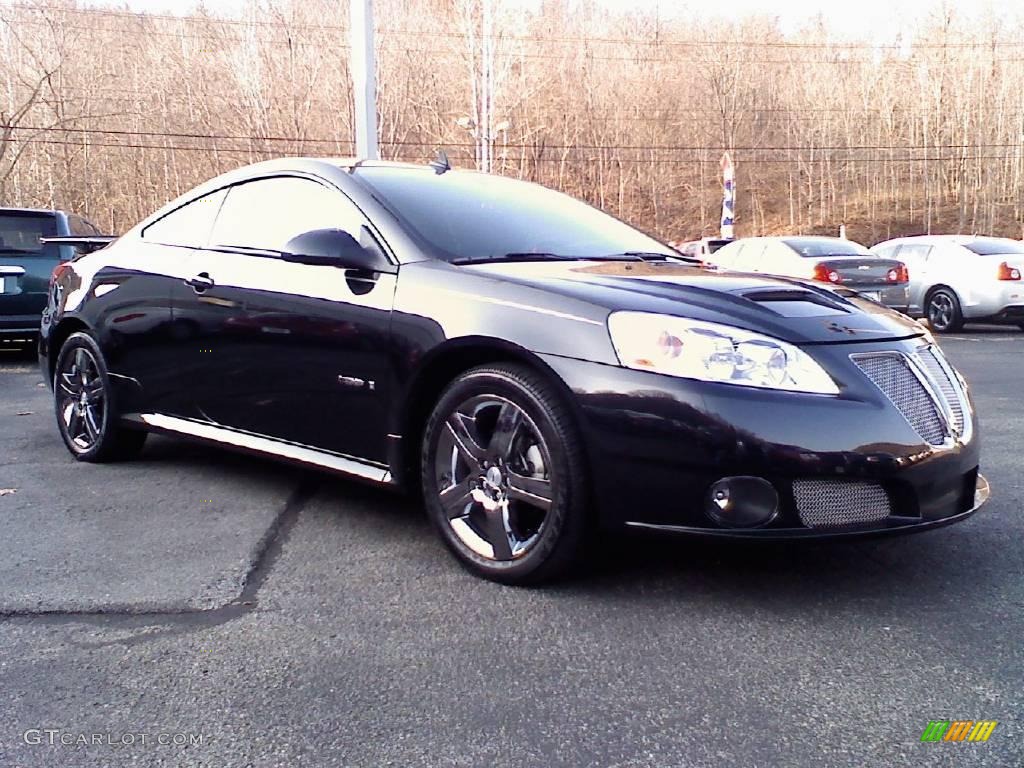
[{"x1": 571, "y1": 524, "x2": 1008, "y2": 615}]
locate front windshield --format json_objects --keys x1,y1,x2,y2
[{"x1": 355, "y1": 167, "x2": 675, "y2": 263}]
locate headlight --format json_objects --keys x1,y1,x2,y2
[{"x1": 607, "y1": 312, "x2": 839, "y2": 395}]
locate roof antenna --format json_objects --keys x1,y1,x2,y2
[{"x1": 429, "y1": 149, "x2": 451, "y2": 175}]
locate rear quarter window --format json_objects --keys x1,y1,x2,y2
[
  {"x1": 0, "y1": 213, "x2": 59, "y2": 256},
  {"x1": 143, "y1": 189, "x2": 226, "y2": 248}
]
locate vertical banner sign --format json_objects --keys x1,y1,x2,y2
[{"x1": 721, "y1": 151, "x2": 735, "y2": 239}]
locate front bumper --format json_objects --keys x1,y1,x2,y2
[{"x1": 540, "y1": 337, "x2": 986, "y2": 538}]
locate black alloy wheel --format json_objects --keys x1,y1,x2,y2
[
  {"x1": 421, "y1": 364, "x2": 588, "y2": 585},
  {"x1": 926, "y1": 288, "x2": 964, "y2": 333},
  {"x1": 54, "y1": 332, "x2": 147, "y2": 462}
]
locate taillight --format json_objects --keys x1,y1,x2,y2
[
  {"x1": 812, "y1": 263, "x2": 842, "y2": 284},
  {"x1": 50, "y1": 261, "x2": 72, "y2": 287},
  {"x1": 886, "y1": 264, "x2": 909, "y2": 283},
  {"x1": 997, "y1": 262, "x2": 1021, "y2": 281}
]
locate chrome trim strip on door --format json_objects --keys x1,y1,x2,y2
[{"x1": 127, "y1": 413, "x2": 393, "y2": 484}]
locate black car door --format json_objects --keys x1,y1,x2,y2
[
  {"x1": 173, "y1": 175, "x2": 397, "y2": 463},
  {"x1": 91, "y1": 189, "x2": 226, "y2": 416}
]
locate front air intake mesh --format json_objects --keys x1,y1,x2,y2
[
  {"x1": 793, "y1": 480, "x2": 891, "y2": 528},
  {"x1": 852, "y1": 353, "x2": 947, "y2": 445},
  {"x1": 915, "y1": 346, "x2": 965, "y2": 436}
]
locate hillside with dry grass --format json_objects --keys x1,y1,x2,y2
[{"x1": 1, "y1": 0, "x2": 1022, "y2": 245}]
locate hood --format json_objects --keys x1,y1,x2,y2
[{"x1": 461, "y1": 260, "x2": 925, "y2": 345}]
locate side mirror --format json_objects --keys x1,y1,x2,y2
[{"x1": 282, "y1": 228, "x2": 396, "y2": 273}]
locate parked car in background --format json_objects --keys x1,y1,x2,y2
[
  {"x1": 672, "y1": 237, "x2": 733, "y2": 263},
  {"x1": 708, "y1": 236, "x2": 909, "y2": 312},
  {"x1": 0, "y1": 208, "x2": 108, "y2": 347},
  {"x1": 871, "y1": 235, "x2": 1024, "y2": 333}
]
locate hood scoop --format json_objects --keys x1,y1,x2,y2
[{"x1": 737, "y1": 287, "x2": 851, "y2": 318}]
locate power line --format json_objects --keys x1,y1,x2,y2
[
  {"x1": 9, "y1": 135, "x2": 1023, "y2": 167},
  {"x1": 10, "y1": 15, "x2": 1024, "y2": 64},
  {"x1": 8, "y1": 124, "x2": 1022, "y2": 153},
  {"x1": 9, "y1": 3, "x2": 1024, "y2": 50}
]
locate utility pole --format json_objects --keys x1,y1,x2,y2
[
  {"x1": 481, "y1": 0, "x2": 493, "y2": 173},
  {"x1": 350, "y1": 0, "x2": 379, "y2": 160}
]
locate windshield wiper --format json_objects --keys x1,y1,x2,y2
[
  {"x1": 451, "y1": 253, "x2": 577, "y2": 265},
  {"x1": 452, "y1": 252, "x2": 652, "y2": 265},
  {"x1": 605, "y1": 251, "x2": 704, "y2": 264}
]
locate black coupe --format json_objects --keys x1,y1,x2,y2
[{"x1": 40, "y1": 158, "x2": 988, "y2": 583}]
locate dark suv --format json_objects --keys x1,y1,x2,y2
[{"x1": 0, "y1": 208, "x2": 105, "y2": 346}]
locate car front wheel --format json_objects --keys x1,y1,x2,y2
[
  {"x1": 421, "y1": 363, "x2": 588, "y2": 585},
  {"x1": 54, "y1": 332, "x2": 147, "y2": 462}
]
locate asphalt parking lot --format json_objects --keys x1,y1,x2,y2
[{"x1": 0, "y1": 331, "x2": 1021, "y2": 768}]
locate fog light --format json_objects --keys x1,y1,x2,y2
[{"x1": 704, "y1": 477, "x2": 779, "y2": 528}]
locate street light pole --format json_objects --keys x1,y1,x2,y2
[{"x1": 350, "y1": 0, "x2": 379, "y2": 160}]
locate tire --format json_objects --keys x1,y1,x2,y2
[
  {"x1": 421, "y1": 363, "x2": 588, "y2": 585},
  {"x1": 926, "y1": 288, "x2": 964, "y2": 333},
  {"x1": 53, "y1": 331, "x2": 147, "y2": 462}
]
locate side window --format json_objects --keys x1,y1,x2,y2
[
  {"x1": 899, "y1": 244, "x2": 932, "y2": 265},
  {"x1": 733, "y1": 241, "x2": 766, "y2": 270},
  {"x1": 143, "y1": 189, "x2": 227, "y2": 248},
  {"x1": 209, "y1": 177, "x2": 366, "y2": 253},
  {"x1": 873, "y1": 244, "x2": 899, "y2": 259},
  {"x1": 712, "y1": 242, "x2": 743, "y2": 269}
]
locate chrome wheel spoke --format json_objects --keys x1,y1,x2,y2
[
  {"x1": 75, "y1": 349, "x2": 89, "y2": 387},
  {"x1": 85, "y1": 381, "x2": 105, "y2": 404},
  {"x1": 482, "y1": 505, "x2": 515, "y2": 561},
  {"x1": 439, "y1": 478, "x2": 476, "y2": 519},
  {"x1": 488, "y1": 402, "x2": 523, "y2": 459},
  {"x1": 506, "y1": 469, "x2": 553, "y2": 512},
  {"x1": 446, "y1": 413, "x2": 486, "y2": 472},
  {"x1": 58, "y1": 372, "x2": 81, "y2": 396},
  {"x1": 67, "y1": 408, "x2": 84, "y2": 441},
  {"x1": 83, "y1": 407, "x2": 101, "y2": 442}
]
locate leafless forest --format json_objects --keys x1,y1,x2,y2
[{"x1": 1, "y1": 0, "x2": 1023, "y2": 244}]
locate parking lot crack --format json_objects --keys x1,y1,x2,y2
[{"x1": 0, "y1": 475, "x2": 320, "y2": 641}]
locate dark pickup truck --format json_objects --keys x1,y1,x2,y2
[{"x1": 0, "y1": 208, "x2": 113, "y2": 346}]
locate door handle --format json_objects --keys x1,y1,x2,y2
[{"x1": 186, "y1": 272, "x2": 214, "y2": 292}]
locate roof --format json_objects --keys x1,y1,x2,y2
[
  {"x1": 0, "y1": 207, "x2": 60, "y2": 215},
  {"x1": 874, "y1": 234, "x2": 1022, "y2": 246}
]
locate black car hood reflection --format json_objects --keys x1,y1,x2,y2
[{"x1": 460, "y1": 260, "x2": 925, "y2": 345}]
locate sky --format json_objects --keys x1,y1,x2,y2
[{"x1": 81, "y1": 0, "x2": 1013, "y2": 43}]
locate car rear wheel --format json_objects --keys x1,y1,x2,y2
[
  {"x1": 421, "y1": 363, "x2": 588, "y2": 585},
  {"x1": 926, "y1": 289, "x2": 964, "y2": 333},
  {"x1": 54, "y1": 332, "x2": 147, "y2": 462}
]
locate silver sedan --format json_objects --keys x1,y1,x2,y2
[
  {"x1": 871, "y1": 236, "x2": 1024, "y2": 333},
  {"x1": 707, "y1": 236, "x2": 910, "y2": 311}
]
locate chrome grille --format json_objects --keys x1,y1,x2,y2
[
  {"x1": 793, "y1": 480, "x2": 890, "y2": 528},
  {"x1": 853, "y1": 353, "x2": 947, "y2": 445},
  {"x1": 915, "y1": 346, "x2": 966, "y2": 435}
]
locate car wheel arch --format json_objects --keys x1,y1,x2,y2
[
  {"x1": 391, "y1": 337, "x2": 586, "y2": 491},
  {"x1": 47, "y1": 317, "x2": 92, "y2": 383},
  {"x1": 923, "y1": 283, "x2": 962, "y2": 309}
]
